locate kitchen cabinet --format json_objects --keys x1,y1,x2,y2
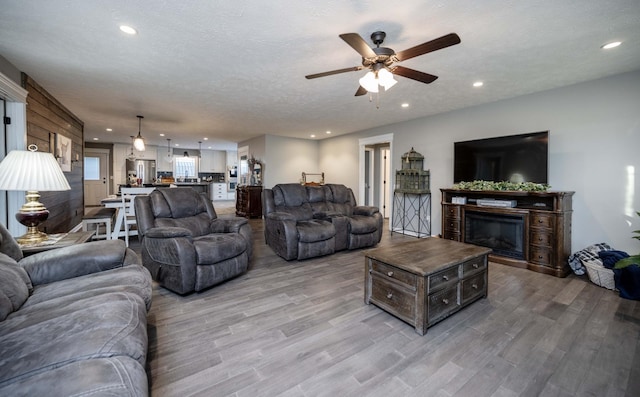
[
  {"x1": 200, "y1": 150, "x2": 226, "y2": 173},
  {"x1": 211, "y1": 183, "x2": 227, "y2": 201},
  {"x1": 226, "y1": 150, "x2": 238, "y2": 168}
]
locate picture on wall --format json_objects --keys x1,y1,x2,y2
[{"x1": 56, "y1": 133, "x2": 72, "y2": 172}]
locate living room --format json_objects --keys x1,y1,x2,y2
[{"x1": 1, "y1": 1, "x2": 640, "y2": 396}]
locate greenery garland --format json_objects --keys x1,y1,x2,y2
[{"x1": 452, "y1": 180, "x2": 551, "y2": 192}]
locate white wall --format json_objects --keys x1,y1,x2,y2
[
  {"x1": 263, "y1": 135, "x2": 318, "y2": 188},
  {"x1": 319, "y1": 70, "x2": 640, "y2": 254}
]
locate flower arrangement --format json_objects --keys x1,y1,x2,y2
[{"x1": 452, "y1": 180, "x2": 550, "y2": 192}]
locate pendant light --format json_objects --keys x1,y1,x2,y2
[
  {"x1": 127, "y1": 136, "x2": 136, "y2": 161},
  {"x1": 165, "y1": 138, "x2": 173, "y2": 163},
  {"x1": 133, "y1": 115, "x2": 146, "y2": 151}
]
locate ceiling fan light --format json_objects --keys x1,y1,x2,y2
[
  {"x1": 377, "y1": 68, "x2": 397, "y2": 91},
  {"x1": 359, "y1": 71, "x2": 379, "y2": 93}
]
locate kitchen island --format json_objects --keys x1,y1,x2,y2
[{"x1": 172, "y1": 182, "x2": 212, "y2": 196}]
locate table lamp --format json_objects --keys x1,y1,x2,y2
[{"x1": 0, "y1": 144, "x2": 71, "y2": 244}]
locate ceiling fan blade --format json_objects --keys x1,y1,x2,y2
[
  {"x1": 339, "y1": 33, "x2": 377, "y2": 58},
  {"x1": 394, "y1": 33, "x2": 461, "y2": 62},
  {"x1": 392, "y1": 66, "x2": 438, "y2": 84},
  {"x1": 355, "y1": 86, "x2": 367, "y2": 96},
  {"x1": 305, "y1": 66, "x2": 363, "y2": 79}
]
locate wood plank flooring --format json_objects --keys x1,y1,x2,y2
[{"x1": 135, "y1": 219, "x2": 640, "y2": 396}]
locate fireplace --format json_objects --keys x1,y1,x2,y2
[{"x1": 464, "y1": 211, "x2": 525, "y2": 259}]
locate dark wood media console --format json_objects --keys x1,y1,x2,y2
[{"x1": 441, "y1": 189, "x2": 574, "y2": 277}]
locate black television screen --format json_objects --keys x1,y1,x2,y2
[{"x1": 454, "y1": 131, "x2": 548, "y2": 184}]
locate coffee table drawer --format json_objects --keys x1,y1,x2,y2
[
  {"x1": 462, "y1": 256, "x2": 486, "y2": 276},
  {"x1": 370, "y1": 276, "x2": 416, "y2": 322},
  {"x1": 462, "y1": 271, "x2": 486, "y2": 304},
  {"x1": 428, "y1": 285, "x2": 460, "y2": 323},
  {"x1": 371, "y1": 260, "x2": 417, "y2": 288},
  {"x1": 429, "y1": 266, "x2": 459, "y2": 291}
]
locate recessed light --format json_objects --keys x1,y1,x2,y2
[
  {"x1": 204, "y1": 137, "x2": 209, "y2": 141},
  {"x1": 601, "y1": 41, "x2": 622, "y2": 50},
  {"x1": 175, "y1": 143, "x2": 180, "y2": 146},
  {"x1": 159, "y1": 133, "x2": 165, "y2": 137},
  {"x1": 310, "y1": 134, "x2": 316, "y2": 138},
  {"x1": 473, "y1": 81, "x2": 484, "y2": 87},
  {"x1": 401, "y1": 103, "x2": 409, "y2": 108},
  {"x1": 93, "y1": 137, "x2": 99, "y2": 141},
  {"x1": 326, "y1": 131, "x2": 332, "y2": 134},
  {"x1": 119, "y1": 25, "x2": 137, "y2": 35},
  {"x1": 105, "y1": 128, "x2": 112, "y2": 132}
]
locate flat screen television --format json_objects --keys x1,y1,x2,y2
[{"x1": 453, "y1": 131, "x2": 548, "y2": 184}]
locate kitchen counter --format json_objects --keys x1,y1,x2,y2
[
  {"x1": 173, "y1": 182, "x2": 213, "y2": 186},
  {"x1": 173, "y1": 182, "x2": 211, "y2": 196}
]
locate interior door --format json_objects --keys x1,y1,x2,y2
[
  {"x1": 0, "y1": 99, "x2": 6, "y2": 226},
  {"x1": 84, "y1": 150, "x2": 109, "y2": 206}
]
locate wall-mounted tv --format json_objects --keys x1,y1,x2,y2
[{"x1": 454, "y1": 131, "x2": 548, "y2": 184}]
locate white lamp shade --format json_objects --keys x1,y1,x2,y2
[
  {"x1": 133, "y1": 135, "x2": 145, "y2": 151},
  {"x1": 378, "y1": 68, "x2": 398, "y2": 91},
  {"x1": 359, "y1": 71, "x2": 379, "y2": 93},
  {"x1": 0, "y1": 149, "x2": 71, "y2": 191}
]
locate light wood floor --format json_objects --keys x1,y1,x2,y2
[{"x1": 135, "y1": 219, "x2": 640, "y2": 397}]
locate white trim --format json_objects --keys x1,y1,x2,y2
[
  {"x1": 0, "y1": 71, "x2": 28, "y2": 236},
  {"x1": 364, "y1": 147, "x2": 374, "y2": 206},
  {"x1": 0, "y1": 72, "x2": 27, "y2": 102}
]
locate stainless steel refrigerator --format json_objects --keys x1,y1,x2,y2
[{"x1": 126, "y1": 159, "x2": 156, "y2": 185}]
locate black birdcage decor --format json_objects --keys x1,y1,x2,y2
[{"x1": 395, "y1": 147, "x2": 430, "y2": 193}]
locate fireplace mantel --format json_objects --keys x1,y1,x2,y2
[{"x1": 441, "y1": 189, "x2": 574, "y2": 277}]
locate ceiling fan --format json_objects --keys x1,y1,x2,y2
[{"x1": 305, "y1": 31, "x2": 461, "y2": 96}]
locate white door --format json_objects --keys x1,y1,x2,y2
[
  {"x1": 0, "y1": 99, "x2": 6, "y2": 226},
  {"x1": 84, "y1": 150, "x2": 110, "y2": 206}
]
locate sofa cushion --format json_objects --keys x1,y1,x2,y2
[
  {"x1": 0, "y1": 356, "x2": 148, "y2": 397},
  {"x1": 297, "y1": 219, "x2": 335, "y2": 243},
  {"x1": 349, "y1": 215, "x2": 380, "y2": 235},
  {"x1": 273, "y1": 184, "x2": 314, "y2": 221},
  {"x1": 20, "y1": 265, "x2": 152, "y2": 312},
  {"x1": 0, "y1": 291, "x2": 148, "y2": 385},
  {"x1": 155, "y1": 212, "x2": 212, "y2": 238},
  {"x1": 0, "y1": 254, "x2": 30, "y2": 321},
  {"x1": 193, "y1": 233, "x2": 247, "y2": 264}
]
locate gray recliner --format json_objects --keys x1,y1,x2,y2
[
  {"x1": 135, "y1": 187, "x2": 252, "y2": 294},
  {"x1": 263, "y1": 183, "x2": 383, "y2": 260}
]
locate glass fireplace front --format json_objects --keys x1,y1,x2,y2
[{"x1": 464, "y1": 211, "x2": 525, "y2": 259}]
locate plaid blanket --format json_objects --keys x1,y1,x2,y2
[{"x1": 567, "y1": 242, "x2": 613, "y2": 275}]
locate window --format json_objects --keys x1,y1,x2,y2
[
  {"x1": 174, "y1": 156, "x2": 196, "y2": 178},
  {"x1": 84, "y1": 157, "x2": 100, "y2": 180}
]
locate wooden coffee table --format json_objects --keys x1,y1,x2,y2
[{"x1": 364, "y1": 238, "x2": 491, "y2": 335}]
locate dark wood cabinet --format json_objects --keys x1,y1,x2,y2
[
  {"x1": 441, "y1": 189, "x2": 574, "y2": 277},
  {"x1": 236, "y1": 186, "x2": 263, "y2": 218}
]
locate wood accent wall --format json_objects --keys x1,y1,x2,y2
[{"x1": 22, "y1": 73, "x2": 84, "y2": 234}]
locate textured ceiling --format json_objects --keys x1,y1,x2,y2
[{"x1": 1, "y1": 0, "x2": 639, "y2": 150}]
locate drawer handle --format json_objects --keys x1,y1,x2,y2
[
  {"x1": 387, "y1": 271, "x2": 394, "y2": 277},
  {"x1": 386, "y1": 292, "x2": 393, "y2": 299},
  {"x1": 538, "y1": 219, "x2": 544, "y2": 223},
  {"x1": 539, "y1": 237, "x2": 544, "y2": 241},
  {"x1": 472, "y1": 263, "x2": 479, "y2": 269},
  {"x1": 442, "y1": 275, "x2": 449, "y2": 281},
  {"x1": 442, "y1": 298, "x2": 449, "y2": 305},
  {"x1": 538, "y1": 255, "x2": 544, "y2": 259},
  {"x1": 472, "y1": 283, "x2": 478, "y2": 289}
]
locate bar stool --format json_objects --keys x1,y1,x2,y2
[{"x1": 82, "y1": 207, "x2": 117, "y2": 240}]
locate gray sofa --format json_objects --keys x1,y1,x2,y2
[
  {"x1": 0, "y1": 223, "x2": 152, "y2": 396},
  {"x1": 263, "y1": 183, "x2": 383, "y2": 260},
  {"x1": 135, "y1": 187, "x2": 252, "y2": 294}
]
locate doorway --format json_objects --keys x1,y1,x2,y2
[
  {"x1": 84, "y1": 149, "x2": 110, "y2": 207},
  {"x1": 359, "y1": 134, "x2": 393, "y2": 225}
]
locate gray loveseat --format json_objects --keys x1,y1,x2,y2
[
  {"x1": 135, "y1": 187, "x2": 252, "y2": 294},
  {"x1": 0, "y1": 223, "x2": 152, "y2": 396},
  {"x1": 263, "y1": 183, "x2": 383, "y2": 260}
]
